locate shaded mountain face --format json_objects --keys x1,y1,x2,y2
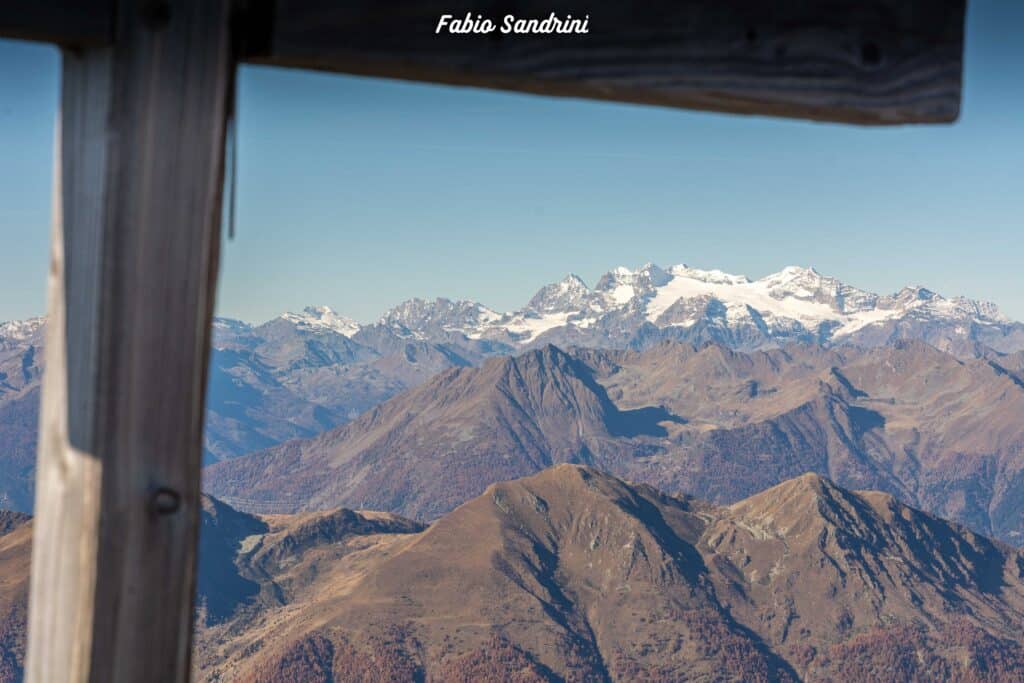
[
  {"x1": 206, "y1": 341, "x2": 1024, "y2": 545},
  {"x1": 0, "y1": 498, "x2": 422, "y2": 683},
  {"x1": 191, "y1": 467, "x2": 1024, "y2": 682},
  {"x1": 192, "y1": 495, "x2": 424, "y2": 634},
  {"x1": 207, "y1": 313, "x2": 491, "y2": 463},
  {"x1": 0, "y1": 496, "x2": 278, "y2": 678},
  {"x1": 204, "y1": 344, "x2": 677, "y2": 519}
]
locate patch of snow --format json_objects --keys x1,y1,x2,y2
[
  {"x1": 501, "y1": 311, "x2": 577, "y2": 341},
  {"x1": 0, "y1": 317, "x2": 45, "y2": 342},
  {"x1": 281, "y1": 306, "x2": 361, "y2": 337},
  {"x1": 833, "y1": 308, "x2": 900, "y2": 336},
  {"x1": 610, "y1": 284, "x2": 635, "y2": 304},
  {"x1": 644, "y1": 266, "x2": 838, "y2": 325}
]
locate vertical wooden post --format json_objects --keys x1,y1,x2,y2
[{"x1": 25, "y1": 1, "x2": 234, "y2": 680}]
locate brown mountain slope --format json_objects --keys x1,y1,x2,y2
[
  {"x1": 0, "y1": 500, "x2": 422, "y2": 683},
  {"x1": 192, "y1": 497, "x2": 424, "y2": 629},
  {"x1": 195, "y1": 466, "x2": 1024, "y2": 682},
  {"x1": 205, "y1": 345, "x2": 674, "y2": 518},
  {"x1": 205, "y1": 341, "x2": 1024, "y2": 544},
  {"x1": 0, "y1": 514, "x2": 30, "y2": 682},
  {"x1": 1, "y1": 472, "x2": 1022, "y2": 680}
]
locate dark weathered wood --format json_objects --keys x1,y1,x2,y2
[
  {"x1": 0, "y1": 0, "x2": 113, "y2": 47},
  {"x1": 245, "y1": 0, "x2": 965, "y2": 125},
  {"x1": 2, "y1": 0, "x2": 966, "y2": 124},
  {"x1": 25, "y1": 0, "x2": 234, "y2": 680}
]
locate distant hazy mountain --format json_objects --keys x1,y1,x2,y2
[
  {"x1": 0, "y1": 309, "x2": 492, "y2": 510},
  {"x1": 205, "y1": 341, "x2": 1024, "y2": 545}
]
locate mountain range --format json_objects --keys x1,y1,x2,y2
[
  {"x1": 6, "y1": 467, "x2": 1024, "y2": 681},
  {"x1": 350, "y1": 263, "x2": 1024, "y2": 357},
  {"x1": 3, "y1": 263, "x2": 1023, "y2": 514},
  {"x1": 210, "y1": 262, "x2": 1024, "y2": 367},
  {"x1": 4, "y1": 264, "x2": 1024, "y2": 681},
  {"x1": 205, "y1": 340, "x2": 1024, "y2": 546}
]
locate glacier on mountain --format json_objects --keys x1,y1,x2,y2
[{"x1": 291, "y1": 263, "x2": 1021, "y2": 355}]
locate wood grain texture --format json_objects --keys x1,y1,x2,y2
[
  {"x1": 0, "y1": 0, "x2": 113, "y2": 47},
  {"x1": 25, "y1": 0, "x2": 234, "y2": 680},
  {"x1": 25, "y1": 111, "x2": 104, "y2": 683},
  {"x1": 246, "y1": 0, "x2": 966, "y2": 125}
]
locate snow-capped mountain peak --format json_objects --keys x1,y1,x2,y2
[
  {"x1": 753, "y1": 266, "x2": 879, "y2": 314},
  {"x1": 234, "y1": 262, "x2": 1023, "y2": 356},
  {"x1": 594, "y1": 262, "x2": 671, "y2": 306},
  {"x1": 0, "y1": 317, "x2": 45, "y2": 343},
  {"x1": 280, "y1": 305, "x2": 361, "y2": 337},
  {"x1": 526, "y1": 274, "x2": 596, "y2": 315},
  {"x1": 380, "y1": 298, "x2": 500, "y2": 339},
  {"x1": 667, "y1": 264, "x2": 751, "y2": 286},
  {"x1": 5, "y1": 263, "x2": 1022, "y2": 361},
  {"x1": 429, "y1": 262, "x2": 1019, "y2": 353}
]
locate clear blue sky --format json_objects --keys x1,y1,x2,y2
[{"x1": 1, "y1": 2, "x2": 1021, "y2": 325}]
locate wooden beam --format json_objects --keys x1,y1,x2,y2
[
  {"x1": 0, "y1": 0, "x2": 113, "y2": 47},
  {"x1": 25, "y1": 0, "x2": 234, "y2": 680},
  {"x1": 245, "y1": 0, "x2": 966, "y2": 125},
  {"x1": 1, "y1": 0, "x2": 967, "y2": 124}
]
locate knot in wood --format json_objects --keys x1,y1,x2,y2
[{"x1": 151, "y1": 487, "x2": 181, "y2": 515}]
